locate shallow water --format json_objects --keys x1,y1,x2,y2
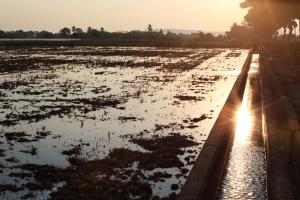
[
  {"x1": 217, "y1": 54, "x2": 267, "y2": 199},
  {"x1": 0, "y1": 47, "x2": 248, "y2": 199}
]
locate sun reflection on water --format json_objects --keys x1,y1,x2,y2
[
  {"x1": 218, "y1": 54, "x2": 266, "y2": 199},
  {"x1": 235, "y1": 93, "x2": 253, "y2": 143},
  {"x1": 235, "y1": 54, "x2": 259, "y2": 144}
]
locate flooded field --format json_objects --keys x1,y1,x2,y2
[{"x1": 0, "y1": 46, "x2": 248, "y2": 200}]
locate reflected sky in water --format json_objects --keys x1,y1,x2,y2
[{"x1": 0, "y1": 47, "x2": 248, "y2": 199}]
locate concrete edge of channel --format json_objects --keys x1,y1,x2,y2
[
  {"x1": 177, "y1": 50, "x2": 253, "y2": 200},
  {"x1": 260, "y1": 54, "x2": 300, "y2": 200}
]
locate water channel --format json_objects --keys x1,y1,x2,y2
[{"x1": 217, "y1": 54, "x2": 267, "y2": 199}]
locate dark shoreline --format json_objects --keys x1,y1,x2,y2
[{"x1": 0, "y1": 39, "x2": 251, "y2": 49}]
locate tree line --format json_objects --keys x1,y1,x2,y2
[
  {"x1": 241, "y1": 0, "x2": 300, "y2": 39},
  {"x1": 0, "y1": 24, "x2": 253, "y2": 42}
]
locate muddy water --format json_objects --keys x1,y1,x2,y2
[
  {"x1": 0, "y1": 47, "x2": 248, "y2": 199},
  {"x1": 217, "y1": 54, "x2": 267, "y2": 199}
]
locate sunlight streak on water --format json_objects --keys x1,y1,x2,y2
[
  {"x1": 235, "y1": 89, "x2": 252, "y2": 144},
  {"x1": 217, "y1": 54, "x2": 267, "y2": 199},
  {"x1": 234, "y1": 54, "x2": 259, "y2": 144}
]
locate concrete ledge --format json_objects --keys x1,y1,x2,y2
[
  {"x1": 177, "y1": 51, "x2": 253, "y2": 200},
  {"x1": 260, "y1": 55, "x2": 298, "y2": 199}
]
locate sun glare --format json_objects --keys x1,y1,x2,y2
[
  {"x1": 235, "y1": 54, "x2": 258, "y2": 143},
  {"x1": 235, "y1": 89, "x2": 253, "y2": 143}
]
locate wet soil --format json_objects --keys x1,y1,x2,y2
[
  {"x1": 0, "y1": 47, "x2": 247, "y2": 199},
  {"x1": 7, "y1": 134, "x2": 198, "y2": 200}
]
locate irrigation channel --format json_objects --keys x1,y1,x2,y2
[{"x1": 217, "y1": 54, "x2": 267, "y2": 199}]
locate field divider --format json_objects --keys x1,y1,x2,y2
[{"x1": 177, "y1": 50, "x2": 253, "y2": 200}]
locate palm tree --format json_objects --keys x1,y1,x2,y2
[{"x1": 241, "y1": 0, "x2": 300, "y2": 40}]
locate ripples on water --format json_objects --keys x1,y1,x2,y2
[
  {"x1": 0, "y1": 47, "x2": 248, "y2": 199},
  {"x1": 217, "y1": 54, "x2": 267, "y2": 199}
]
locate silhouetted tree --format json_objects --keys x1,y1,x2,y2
[
  {"x1": 159, "y1": 29, "x2": 164, "y2": 35},
  {"x1": 87, "y1": 27, "x2": 92, "y2": 33},
  {"x1": 0, "y1": 24, "x2": 243, "y2": 46},
  {"x1": 72, "y1": 26, "x2": 76, "y2": 34},
  {"x1": 86, "y1": 27, "x2": 99, "y2": 38},
  {"x1": 71, "y1": 27, "x2": 84, "y2": 38},
  {"x1": 147, "y1": 24, "x2": 153, "y2": 32},
  {"x1": 241, "y1": 0, "x2": 299, "y2": 39},
  {"x1": 37, "y1": 31, "x2": 54, "y2": 38},
  {"x1": 59, "y1": 27, "x2": 71, "y2": 37},
  {"x1": 0, "y1": 30, "x2": 6, "y2": 38},
  {"x1": 226, "y1": 23, "x2": 254, "y2": 40}
]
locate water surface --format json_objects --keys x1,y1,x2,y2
[
  {"x1": 0, "y1": 47, "x2": 248, "y2": 199},
  {"x1": 217, "y1": 54, "x2": 267, "y2": 199}
]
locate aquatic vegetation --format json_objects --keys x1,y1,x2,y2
[{"x1": 0, "y1": 47, "x2": 247, "y2": 199}]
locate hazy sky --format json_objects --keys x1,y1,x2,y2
[{"x1": 0, "y1": 0, "x2": 246, "y2": 32}]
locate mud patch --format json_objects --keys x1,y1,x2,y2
[
  {"x1": 0, "y1": 47, "x2": 247, "y2": 199},
  {"x1": 0, "y1": 184, "x2": 23, "y2": 193},
  {"x1": 174, "y1": 95, "x2": 204, "y2": 101},
  {"x1": 11, "y1": 134, "x2": 198, "y2": 199}
]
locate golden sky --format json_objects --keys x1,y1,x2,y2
[{"x1": 0, "y1": 0, "x2": 246, "y2": 32}]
